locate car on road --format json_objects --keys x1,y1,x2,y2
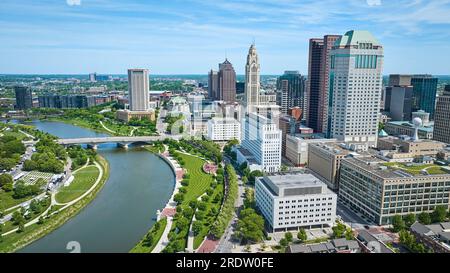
[{"x1": 364, "y1": 225, "x2": 370, "y2": 230}]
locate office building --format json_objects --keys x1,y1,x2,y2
[
  {"x1": 218, "y1": 59, "x2": 237, "y2": 103},
  {"x1": 208, "y1": 70, "x2": 219, "y2": 100},
  {"x1": 384, "y1": 85, "x2": 413, "y2": 121},
  {"x1": 239, "y1": 113, "x2": 282, "y2": 173},
  {"x1": 433, "y1": 86, "x2": 450, "y2": 144},
  {"x1": 339, "y1": 156, "x2": 450, "y2": 225},
  {"x1": 245, "y1": 43, "x2": 260, "y2": 111},
  {"x1": 89, "y1": 73, "x2": 97, "y2": 82},
  {"x1": 255, "y1": 174, "x2": 337, "y2": 232},
  {"x1": 116, "y1": 109, "x2": 155, "y2": 123},
  {"x1": 384, "y1": 120, "x2": 433, "y2": 140},
  {"x1": 38, "y1": 94, "x2": 88, "y2": 109},
  {"x1": 14, "y1": 86, "x2": 33, "y2": 110},
  {"x1": 128, "y1": 68, "x2": 150, "y2": 111},
  {"x1": 277, "y1": 71, "x2": 306, "y2": 115},
  {"x1": 307, "y1": 35, "x2": 341, "y2": 133},
  {"x1": 411, "y1": 75, "x2": 438, "y2": 118},
  {"x1": 286, "y1": 135, "x2": 336, "y2": 167},
  {"x1": 207, "y1": 117, "x2": 241, "y2": 142},
  {"x1": 328, "y1": 30, "x2": 383, "y2": 146}
]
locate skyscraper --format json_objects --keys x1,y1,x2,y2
[
  {"x1": 128, "y1": 68, "x2": 150, "y2": 111},
  {"x1": 218, "y1": 59, "x2": 236, "y2": 103},
  {"x1": 433, "y1": 85, "x2": 450, "y2": 144},
  {"x1": 89, "y1": 73, "x2": 97, "y2": 82},
  {"x1": 208, "y1": 70, "x2": 219, "y2": 100},
  {"x1": 306, "y1": 35, "x2": 341, "y2": 133},
  {"x1": 14, "y1": 86, "x2": 33, "y2": 110},
  {"x1": 277, "y1": 71, "x2": 306, "y2": 116},
  {"x1": 411, "y1": 75, "x2": 438, "y2": 118},
  {"x1": 328, "y1": 30, "x2": 383, "y2": 146},
  {"x1": 245, "y1": 43, "x2": 260, "y2": 111}
]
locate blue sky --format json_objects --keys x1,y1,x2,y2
[{"x1": 1, "y1": 0, "x2": 450, "y2": 75}]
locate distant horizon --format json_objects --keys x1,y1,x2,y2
[{"x1": 1, "y1": 1, "x2": 450, "y2": 75}]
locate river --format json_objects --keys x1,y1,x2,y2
[{"x1": 18, "y1": 120, "x2": 175, "y2": 253}]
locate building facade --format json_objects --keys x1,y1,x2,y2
[
  {"x1": 384, "y1": 85, "x2": 413, "y2": 121},
  {"x1": 329, "y1": 30, "x2": 383, "y2": 146},
  {"x1": 241, "y1": 113, "x2": 281, "y2": 173},
  {"x1": 433, "y1": 86, "x2": 450, "y2": 144},
  {"x1": 255, "y1": 174, "x2": 337, "y2": 232},
  {"x1": 208, "y1": 70, "x2": 219, "y2": 100},
  {"x1": 207, "y1": 117, "x2": 241, "y2": 142},
  {"x1": 218, "y1": 59, "x2": 237, "y2": 103},
  {"x1": 286, "y1": 135, "x2": 336, "y2": 167},
  {"x1": 277, "y1": 71, "x2": 306, "y2": 115},
  {"x1": 339, "y1": 156, "x2": 450, "y2": 225},
  {"x1": 411, "y1": 75, "x2": 438, "y2": 119},
  {"x1": 307, "y1": 35, "x2": 341, "y2": 134},
  {"x1": 245, "y1": 44, "x2": 260, "y2": 111},
  {"x1": 128, "y1": 68, "x2": 150, "y2": 111},
  {"x1": 38, "y1": 94, "x2": 88, "y2": 109},
  {"x1": 14, "y1": 86, "x2": 33, "y2": 110}
]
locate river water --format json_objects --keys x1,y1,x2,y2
[{"x1": 18, "y1": 120, "x2": 174, "y2": 253}]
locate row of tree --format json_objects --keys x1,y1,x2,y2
[{"x1": 392, "y1": 206, "x2": 450, "y2": 232}]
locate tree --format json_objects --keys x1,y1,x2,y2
[
  {"x1": 38, "y1": 216, "x2": 45, "y2": 225},
  {"x1": 242, "y1": 176, "x2": 248, "y2": 184},
  {"x1": 173, "y1": 193, "x2": 184, "y2": 204},
  {"x1": 176, "y1": 217, "x2": 190, "y2": 232},
  {"x1": 431, "y1": 206, "x2": 447, "y2": 223},
  {"x1": 279, "y1": 238, "x2": 288, "y2": 248},
  {"x1": 404, "y1": 213, "x2": 416, "y2": 228},
  {"x1": 0, "y1": 173, "x2": 13, "y2": 188},
  {"x1": 392, "y1": 215, "x2": 406, "y2": 232},
  {"x1": 297, "y1": 229, "x2": 307, "y2": 242},
  {"x1": 235, "y1": 208, "x2": 265, "y2": 243},
  {"x1": 332, "y1": 222, "x2": 347, "y2": 238},
  {"x1": 192, "y1": 221, "x2": 203, "y2": 236},
  {"x1": 2, "y1": 182, "x2": 13, "y2": 192},
  {"x1": 284, "y1": 232, "x2": 293, "y2": 242},
  {"x1": 418, "y1": 212, "x2": 432, "y2": 225}
]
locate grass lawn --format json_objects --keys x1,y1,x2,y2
[
  {"x1": 130, "y1": 218, "x2": 167, "y2": 253},
  {"x1": 383, "y1": 163, "x2": 437, "y2": 175},
  {"x1": 178, "y1": 153, "x2": 214, "y2": 204},
  {"x1": 55, "y1": 165, "x2": 100, "y2": 204},
  {"x1": 2, "y1": 130, "x2": 28, "y2": 141},
  {"x1": 0, "y1": 191, "x2": 35, "y2": 211}
]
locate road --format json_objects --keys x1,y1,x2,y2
[
  {"x1": 336, "y1": 201, "x2": 376, "y2": 230},
  {"x1": 215, "y1": 158, "x2": 246, "y2": 253}
]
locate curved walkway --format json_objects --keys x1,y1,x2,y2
[
  {"x1": 1, "y1": 161, "x2": 103, "y2": 237},
  {"x1": 99, "y1": 120, "x2": 116, "y2": 134}
]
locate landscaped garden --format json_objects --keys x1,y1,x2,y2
[{"x1": 383, "y1": 162, "x2": 450, "y2": 176}]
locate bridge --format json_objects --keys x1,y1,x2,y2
[{"x1": 56, "y1": 135, "x2": 182, "y2": 149}]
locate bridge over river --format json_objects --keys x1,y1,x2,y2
[{"x1": 55, "y1": 135, "x2": 182, "y2": 149}]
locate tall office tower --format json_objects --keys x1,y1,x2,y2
[
  {"x1": 433, "y1": 85, "x2": 450, "y2": 144},
  {"x1": 241, "y1": 113, "x2": 282, "y2": 173},
  {"x1": 244, "y1": 43, "x2": 260, "y2": 111},
  {"x1": 208, "y1": 70, "x2": 219, "y2": 100},
  {"x1": 306, "y1": 35, "x2": 341, "y2": 133},
  {"x1": 410, "y1": 75, "x2": 438, "y2": 118},
  {"x1": 384, "y1": 86, "x2": 413, "y2": 121},
  {"x1": 218, "y1": 59, "x2": 237, "y2": 103},
  {"x1": 328, "y1": 30, "x2": 383, "y2": 146},
  {"x1": 14, "y1": 86, "x2": 33, "y2": 110},
  {"x1": 128, "y1": 68, "x2": 150, "y2": 111},
  {"x1": 277, "y1": 71, "x2": 306, "y2": 115},
  {"x1": 89, "y1": 73, "x2": 97, "y2": 82}
]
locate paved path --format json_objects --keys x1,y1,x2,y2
[
  {"x1": 99, "y1": 120, "x2": 116, "y2": 134},
  {"x1": 152, "y1": 216, "x2": 173, "y2": 253},
  {"x1": 1, "y1": 161, "x2": 104, "y2": 236}
]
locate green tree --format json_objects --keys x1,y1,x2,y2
[
  {"x1": 392, "y1": 215, "x2": 406, "y2": 232},
  {"x1": 404, "y1": 213, "x2": 416, "y2": 228},
  {"x1": 176, "y1": 217, "x2": 190, "y2": 232},
  {"x1": 297, "y1": 229, "x2": 307, "y2": 242},
  {"x1": 0, "y1": 173, "x2": 13, "y2": 188},
  {"x1": 173, "y1": 193, "x2": 184, "y2": 204},
  {"x1": 285, "y1": 232, "x2": 293, "y2": 242},
  {"x1": 192, "y1": 221, "x2": 203, "y2": 236},
  {"x1": 235, "y1": 208, "x2": 265, "y2": 243},
  {"x1": 431, "y1": 206, "x2": 447, "y2": 223},
  {"x1": 279, "y1": 238, "x2": 288, "y2": 248},
  {"x1": 418, "y1": 212, "x2": 432, "y2": 225}
]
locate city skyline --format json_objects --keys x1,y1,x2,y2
[{"x1": 1, "y1": 0, "x2": 450, "y2": 75}]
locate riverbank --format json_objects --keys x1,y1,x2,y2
[
  {"x1": 45, "y1": 117, "x2": 115, "y2": 136},
  {"x1": 0, "y1": 155, "x2": 110, "y2": 253}
]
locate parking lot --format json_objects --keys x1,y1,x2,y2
[{"x1": 20, "y1": 171, "x2": 54, "y2": 185}]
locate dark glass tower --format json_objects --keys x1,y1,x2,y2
[
  {"x1": 14, "y1": 86, "x2": 32, "y2": 110},
  {"x1": 218, "y1": 59, "x2": 236, "y2": 103},
  {"x1": 411, "y1": 75, "x2": 438, "y2": 118}
]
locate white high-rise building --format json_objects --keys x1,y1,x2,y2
[
  {"x1": 255, "y1": 174, "x2": 337, "y2": 232},
  {"x1": 128, "y1": 68, "x2": 150, "y2": 111},
  {"x1": 207, "y1": 117, "x2": 241, "y2": 142},
  {"x1": 328, "y1": 30, "x2": 383, "y2": 146},
  {"x1": 245, "y1": 44, "x2": 260, "y2": 111},
  {"x1": 241, "y1": 113, "x2": 281, "y2": 173}
]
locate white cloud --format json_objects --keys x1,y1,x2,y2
[
  {"x1": 367, "y1": 0, "x2": 382, "y2": 6},
  {"x1": 66, "y1": 0, "x2": 81, "y2": 6}
]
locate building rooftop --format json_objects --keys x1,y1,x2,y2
[
  {"x1": 387, "y1": 120, "x2": 434, "y2": 133},
  {"x1": 259, "y1": 174, "x2": 334, "y2": 197},
  {"x1": 335, "y1": 30, "x2": 381, "y2": 47}
]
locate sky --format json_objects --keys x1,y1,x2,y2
[{"x1": 1, "y1": 0, "x2": 450, "y2": 75}]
